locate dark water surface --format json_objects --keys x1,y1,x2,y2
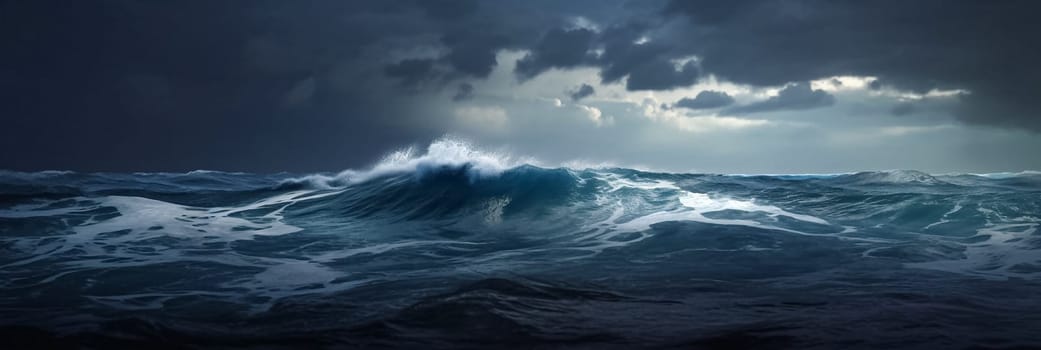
[{"x1": 2, "y1": 159, "x2": 1040, "y2": 348}]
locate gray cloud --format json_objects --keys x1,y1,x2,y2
[
  {"x1": 724, "y1": 83, "x2": 835, "y2": 115},
  {"x1": 411, "y1": 0, "x2": 479, "y2": 21},
  {"x1": 283, "y1": 77, "x2": 317, "y2": 106},
  {"x1": 595, "y1": 24, "x2": 672, "y2": 85},
  {"x1": 577, "y1": 21, "x2": 706, "y2": 91},
  {"x1": 569, "y1": 84, "x2": 595, "y2": 101},
  {"x1": 663, "y1": 0, "x2": 1041, "y2": 130},
  {"x1": 442, "y1": 33, "x2": 510, "y2": 78},
  {"x1": 385, "y1": 58, "x2": 439, "y2": 88},
  {"x1": 625, "y1": 59, "x2": 700, "y2": 91},
  {"x1": 0, "y1": 0, "x2": 616, "y2": 171},
  {"x1": 0, "y1": 1, "x2": 458, "y2": 171},
  {"x1": 452, "y1": 83, "x2": 474, "y2": 101},
  {"x1": 891, "y1": 103, "x2": 916, "y2": 116},
  {"x1": 2, "y1": 0, "x2": 1039, "y2": 173},
  {"x1": 515, "y1": 28, "x2": 596, "y2": 80},
  {"x1": 675, "y1": 90, "x2": 734, "y2": 110}
]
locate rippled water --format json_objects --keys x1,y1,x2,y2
[{"x1": 2, "y1": 143, "x2": 1041, "y2": 349}]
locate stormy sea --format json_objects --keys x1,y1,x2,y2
[{"x1": 2, "y1": 140, "x2": 1040, "y2": 349}]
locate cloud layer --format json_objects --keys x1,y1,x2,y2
[
  {"x1": 724, "y1": 83, "x2": 835, "y2": 114},
  {"x1": 1, "y1": 0, "x2": 1039, "y2": 172},
  {"x1": 675, "y1": 91, "x2": 735, "y2": 110}
]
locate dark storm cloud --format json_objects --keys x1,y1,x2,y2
[
  {"x1": 0, "y1": 0, "x2": 579, "y2": 171},
  {"x1": 724, "y1": 83, "x2": 835, "y2": 115},
  {"x1": 625, "y1": 59, "x2": 700, "y2": 91},
  {"x1": 569, "y1": 84, "x2": 596, "y2": 101},
  {"x1": 442, "y1": 33, "x2": 510, "y2": 78},
  {"x1": 663, "y1": 0, "x2": 1041, "y2": 130},
  {"x1": 385, "y1": 58, "x2": 439, "y2": 88},
  {"x1": 0, "y1": 0, "x2": 464, "y2": 171},
  {"x1": 452, "y1": 83, "x2": 474, "y2": 102},
  {"x1": 594, "y1": 24, "x2": 669, "y2": 85},
  {"x1": 2, "y1": 0, "x2": 1040, "y2": 172},
  {"x1": 383, "y1": 1, "x2": 594, "y2": 89},
  {"x1": 573, "y1": 20, "x2": 707, "y2": 92},
  {"x1": 515, "y1": 28, "x2": 597, "y2": 80},
  {"x1": 675, "y1": 91, "x2": 734, "y2": 110},
  {"x1": 382, "y1": 34, "x2": 515, "y2": 89},
  {"x1": 411, "y1": 0, "x2": 480, "y2": 21}
]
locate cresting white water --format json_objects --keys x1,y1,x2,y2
[{"x1": 287, "y1": 138, "x2": 529, "y2": 188}]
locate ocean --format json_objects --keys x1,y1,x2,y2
[{"x1": 2, "y1": 140, "x2": 1040, "y2": 349}]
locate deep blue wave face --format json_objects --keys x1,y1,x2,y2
[{"x1": 2, "y1": 162, "x2": 1041, "y2": 348}]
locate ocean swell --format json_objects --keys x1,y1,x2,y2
[{"x1": 1, "y1": 141, "x2": 1041, "y2": 348}]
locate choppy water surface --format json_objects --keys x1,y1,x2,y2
[{"x1": 2, "y1": 141, "x2": 1041, "y2": 349}]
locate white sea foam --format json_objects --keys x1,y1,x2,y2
[
  {"x1": 287, "y1": 137, "x2": 529, "y2": 188},
  {"x1": 907, "y1": 221, "x2": 1040, "y2": 279},
  {"x1": 0, "y1": 170, "x2": 75, "y2": 178},
  {"x1": 0, "y1": 190, "x2": 342, "y2": 269},
  {"x1": 678, "y1": 192, "x2": 830, "y2": 225},
  {"x1": 974, "y1": 170, "x2": 1041, "y2": 179},
  {"x1": 603, "y1": 176, "x2": 681, "y2": 192},
  {"x1": 923, "y1": 201, "x2": 964, "y2": 231},
  {"x1": 571, "y1": 175, "x2": 834, "y2": 254},
  {"x1": 0, "y1": 201, "x2": 102, "y2": 218},
  {"x1": 0, "y1": 188, "x2": 375, "y2": 312},
  {"x1": 839, "y1": 170, "x2": 947, "y2": 185}
]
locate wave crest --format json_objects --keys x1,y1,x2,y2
[
  {"x1": 827, "y1": 170, "x2": 947, "y2": 186},
  {"x1": 286, "y1": 138, "x2": 531, "y2": 188}
]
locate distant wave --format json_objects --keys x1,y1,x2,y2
[{"x1": 283, "y1": 137, "x2": 530, "y2": 189}]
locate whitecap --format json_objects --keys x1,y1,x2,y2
[{"x1": 284, "y1": 137, "x2": 530, "y2": 188}]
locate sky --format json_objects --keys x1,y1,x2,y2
[{"x1": 2, "y1": 0, "x2": 1040, "y2": 173}]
